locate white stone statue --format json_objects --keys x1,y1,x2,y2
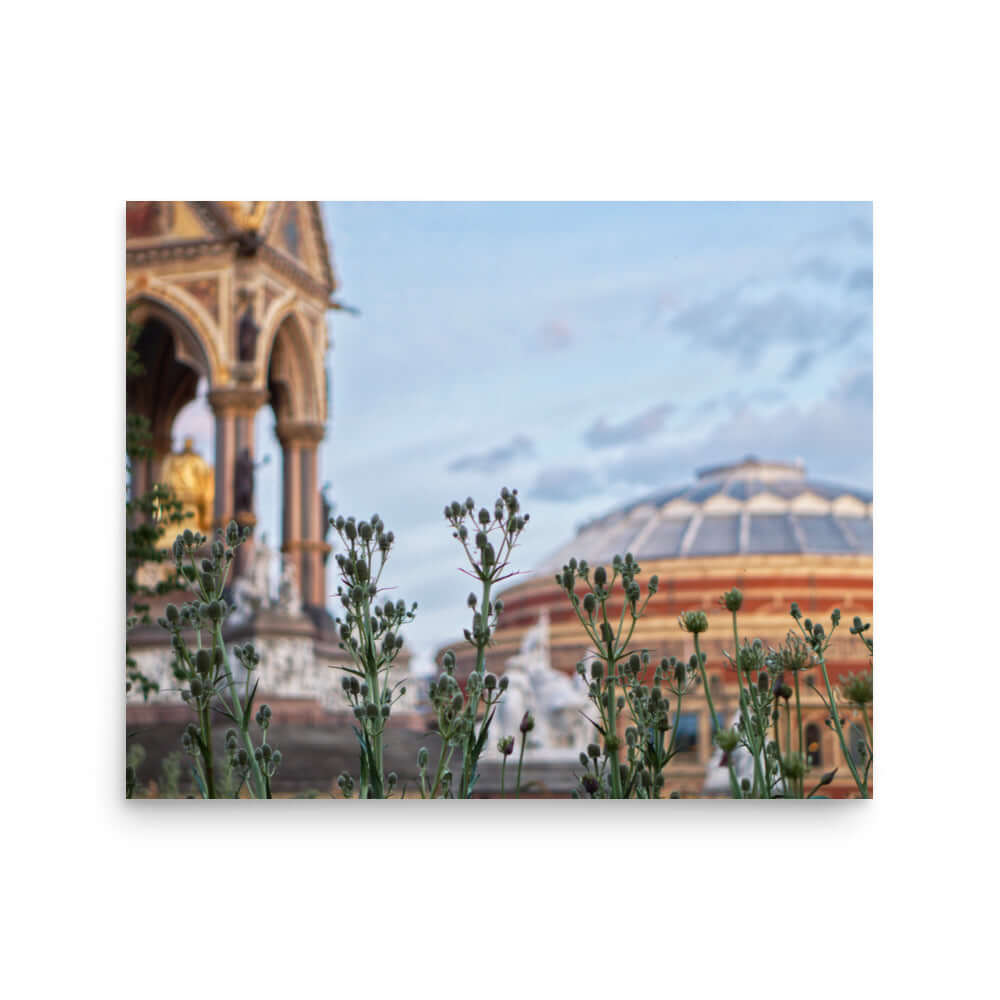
[
  {"x1": 493, "y1": 611, "x2": 591, "y2": 756},
  {"x1": 702, "y1": 710, "x2": 760, "y2": 796},
  {"x1": 229, "y1": 533, "x2": 276, "y2": 624},
  {"x1": 275, "y1": 556, "x2": 303, "y2": 617}
]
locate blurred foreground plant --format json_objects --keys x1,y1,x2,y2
[
  {"x1": 557, "y1": 552, "x2": 685, "y2": 798},
  {"x1": 557, "y1": 561, "x2": 873, "y2": 799},
  {"x1": 420, "y1": 489, "x2": 530, "y2": 798},
  {"x1": 331, "y1": 513, "x2": 415, "y2": 799},
  {"x1": 156, "y1": 522, "x2": 277, "y2": 798}
]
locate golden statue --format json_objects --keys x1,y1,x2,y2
[{"x1": 158, "y1": 437, "x2": 215, "y2": 538}]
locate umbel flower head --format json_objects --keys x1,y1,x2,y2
[
  {"x1": 720, "y1": 588, "x2": 743, "y2": 613},
  {"x1": 678, "y1": 610, "x2": 709, "y2": 634},
  {"x1": 842, "y1": 670, "x2": 874, "y2": 706}
]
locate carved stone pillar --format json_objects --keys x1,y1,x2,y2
[
  {"x1": 208, "y1": 387, "x2": 268, "y2": 574},
  {"x1": 276, "y1": 420, "x2": 327, "y2": 608}
]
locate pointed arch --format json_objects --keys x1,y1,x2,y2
[
  {"x1": 127, "y1": 291, "x2": 221, "y2": 386},
  {"x1": 264, "y1": 310, "x2": 323, "y2": 424}
]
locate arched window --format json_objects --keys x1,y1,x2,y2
[
  {"x1": 674, "y1": 713, "x2": 699, "y2": 753},
  {"x1": 847, "y1": 722, "x2": 867, "y2": 769},
  {"x1": 805, "y1": 723, "x2": 822, "y2": 767}
]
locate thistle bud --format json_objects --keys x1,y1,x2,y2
[
  {"x1": 721, "y1": 588, "x2": 743, "y2": 612},
  {"x1": 195, "y1": 649, "x2": 212, "y2": 676},
  {"x1": 520, "y1": 711, "x2": 535, "y2": 734},
  {"x1": 678, "y1": 610, "x2": 709, "y2": 634},
  {"x1": 594, "y1": 566, "x2": 607, "y2": 587},
  {"x1": 498, "y1": 735, "x2": 515, "y2": 756},
  {"x1": 715, "y1": 728, "x2": 740, "y2": 753}
]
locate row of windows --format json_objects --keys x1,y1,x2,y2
[{"x1": 667, "y1": 717, "x2": 867, "y2": 770}]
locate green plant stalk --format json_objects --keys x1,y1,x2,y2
[
  {"x1": 605, "y1": 659, "x2": 623, "y2": 799},
  {"x1": 460, "y1": 577, "x2": 492, "y2": 798},
  {"x1": 429, "y1": 740, "x2": 454, "y2": 799},
  {"x1": 692, "y1": 632, "x2": 740, "y2": 798},
  {"x1": 515, "y1": 733, "x2": 527, "y2": 798},
  {"x1": 731, "y1": 611, "x2": 746, "y2": 711},
  {"x1": 599, "y1": 586, "x2": 624, "y2": 799},
  {"x1": 815, "y1": 650, "x2": 867, "y2": 798},
  {"x1": 666, "y1": 690, "x2": 683, "y2": 763},
  {"x1": 198, "y1": 699, "x2": 216, "y2": 799},
  {"x1": 794, "y1": 670, "x2": 804, "y2": 757},
  {"x1": 773, "y1": 701, "x2": 784, "y2": 796},
  {"x1": 214, "y1": 622, "x2": 266, "y2": 798},
  {"x1": 500, "y1": 754, "x2": 507, "y2": 797},
  {"x1": 749, "y1": 700, "x2": 768, "y2": 800},
  {"x1": 859, "y1": 704, "x2": 874, "y2": 796}
]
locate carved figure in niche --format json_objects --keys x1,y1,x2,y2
[
  {"x1": 320, "y1": 483, "x2": 334, "y2": 564},
  {"x1": 234, "y1": 447, "x2": 254, "y2": 514},
  {"x1": 237, "y1": 305, "x2": 259, "y2": 363}
]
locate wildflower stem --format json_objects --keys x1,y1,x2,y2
[
  {"x1": 215, "y1": 622, "x2": 265, "y2": 798},
  {"x1": 816, "y1": 650, "x2": 867, "y2": 798},
  {"x1": 794, "y1": 670, "x2": 804, "y2": 758},
  {"x1": 692, "y1": 632, "x2": 741, "y2": 798}
]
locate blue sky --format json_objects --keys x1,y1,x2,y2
[{"x1": 175, "y1": 202, "x2": 872, "y2": 667}]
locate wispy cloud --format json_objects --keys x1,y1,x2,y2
[
  {"x1": 797, "y1": 255, "x2": 842, "y2": 283},
  {"x1": 783, "y1": 347, "x2": 818, "y2": 381},
  {"x1": 584, "y1": 402, "x2": 673, "y2": 449},
  {"x1": 847, "y1": 266, "x2": 873, "y2": 294},
  {"x1": 531, "y1": 465, "x2": 602, "y2": 502},
  {"x1": 446, "y1": 434, "x2": 535, "y2": 474},
  {"x1": 610, "y1": 366, "x2": 873, "y2": 490}
]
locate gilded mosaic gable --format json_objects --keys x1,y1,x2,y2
[{"x1": 172, "y1": 276, "x2": 221, "y2": 324}]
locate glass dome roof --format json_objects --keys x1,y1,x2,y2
[{"x1": 540, "y1": 457, "x2": 873, "y2": 570}]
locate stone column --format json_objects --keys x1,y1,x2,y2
[
  {"x1": 208, "y1": 387, "x2": 268, "y2": 572},
  {"x1": 276, "y1": 420, "x2": 326, "y2": 609}
]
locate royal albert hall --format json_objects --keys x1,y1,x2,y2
[{"x1": 453, "y1": 457, "x2": 874, "y2": 797}]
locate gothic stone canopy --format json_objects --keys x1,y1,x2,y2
[{"x1": 126, "y1": 201, "x2": 337, "y2": 609}]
